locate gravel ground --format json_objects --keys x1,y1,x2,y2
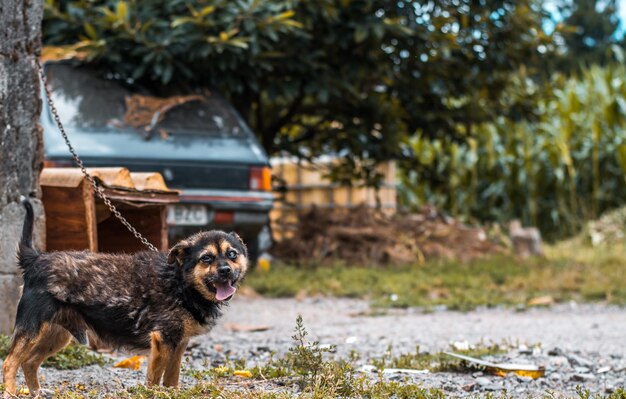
[{"x1": 3, "y1": 297, "x2": 625, "y2": 397}]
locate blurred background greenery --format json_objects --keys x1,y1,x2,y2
[{"x1": 42, "y1": 0, "x2": 626, "y2": 240}]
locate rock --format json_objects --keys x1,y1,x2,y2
[
  {"x1": 548, "y1": 348, "x2": 565, "y2": 356},
  {"x1": 572, "y1": 373, "x2": 596, "y2": 381},
  {"x1": 0, "y1": 0, "x2": 45, "y2": 334},
  {"x1": 462, "y1": 382, "x2": 477, "y2": 392},
  {"x1": 508, "y1": 220, "x2": 542, "y2": 257},
  {"x1": 549, "y1": 373, "x2": 562, "y2": 381},
  {"x1": 568, "y1": 354, "x2": 594, "y2": 367},
  {"x1": 516, "y1": 375, "x2": 534, "y2": 383},
  {"x1": 484, "y1": 383, "x2": 504, "y2": 391},
  {"x1": 475, "y1": 377, "x2": 492, "y2": 386},
  {"x1": 574, "y1": 366, "x2": 591, "y2": 374}
]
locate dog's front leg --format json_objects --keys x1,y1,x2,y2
[
  {"x1": 162, "y1": 338, "x2": 189, "y2": 387},
  {"x1": 146, "y1": 332, "x2": 172, "y2": 386}
]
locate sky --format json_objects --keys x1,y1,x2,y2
[
  {"x1": 617, "y1": 0, "x2": 626, "y2": 34},
  {"x1": 543, "y1": 0, "x2": 626, "y2": 36}
]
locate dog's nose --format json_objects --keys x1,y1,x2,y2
[{"x1": 217, "y1": 265, "x2": 232, "y2": 277}]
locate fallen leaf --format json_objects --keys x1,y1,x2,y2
[
  {"x1": 237, "y1": 286, "x2": 261, "y2": 298},
  {"x1": 295, "y1": 289, "x2": 308, "y2": 301},
  {"x1": 114, "y1": 355, "x2": 145, "y2": 370},
  {"x1": 258, "y1": 256, "x2": 271, "y2": 272},
  {"x1": 18, "y1": 387, "x2": 30, "y2": 395},
  {"x1": 452, "y1": 340, "x2": 470, "y2": 351},
  {"x1": 224, "y1": 323, "x2": 272, "y2": 333},
  {"x1": 527, "y1": 296, "x2": 554, "y2": 307},
  {"x1": 233, "y1": 369, "x2": 253, "y2": 378}
]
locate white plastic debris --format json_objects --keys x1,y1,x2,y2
[
  {"x1": 452, "y1": 340, "x2": 471, "y2": 351},
  {"x1": 382, "y1": 368, "x2": 430, "y2": 375},
  {"x1": 345, "y1": 336, "x2": 359, "y2": 344}
]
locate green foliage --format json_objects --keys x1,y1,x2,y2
[
  {"x1": 179, "y1": 316, "x2": 357, "y2": 397},
  {"x1": 248, "y1": 244, "x2": 626, "y2": 310},
  {"x1": 372, "y1": 344, "x2": 505, "y2": 372},
  {"x1": 44, "y1": 343, "x2": 108, "y2": 370},
  {"x1": 0, "y1": 336, "x2": 107, "y2": 370},
  {"x1": 400, "y1": 63, "x2": 626, "y2": 239},
  {"x1": 549, "y1": 0, "x2": 623, "y2": 73},
  {"x1": 43, "y1": 0, "x2": 551, "y2": 186},
  {"x1": 5, "y1": 374, "x2": 626, "y2": 399}
]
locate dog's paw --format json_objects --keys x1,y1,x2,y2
[{"x1": 32, "y1": 389, "x2": 54, "y2": 399}]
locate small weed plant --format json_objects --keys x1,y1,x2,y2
[
  {"x1": 372, "y1": 343, "x2": 505, "y2": 372},
  {"x1": 2, "y1": 320, "x2": 626, "y2": 398},
  {"x1": 0, "y1": 334, "x2": 107, "y2": 370}
]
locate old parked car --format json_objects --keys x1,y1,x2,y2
[{"x1": 41, "y1": 62, "x2": 273, "y2": 264}]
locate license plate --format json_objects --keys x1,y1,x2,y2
[{"x1": 167, "y1": 205, "x2": 211, "y2": 226}]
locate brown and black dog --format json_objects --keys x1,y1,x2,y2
[{"x1": 2, "y1": 198, "x2": 248, "y2": 397}]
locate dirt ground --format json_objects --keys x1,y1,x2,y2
[{"x1": 4, "y1": 297, "x2": 625, "y2": 397}]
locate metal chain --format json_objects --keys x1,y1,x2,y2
[{"x1": 36, "y1": 59, "x2": 159, "y2": 252}]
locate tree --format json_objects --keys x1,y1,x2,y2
[
  {"x1": 552, "y1": 0, "x2": 622, "y2": 73},
  {"x1": 0, "y1": 1, "x2": 45, "y2": 333},
  {"x1": 43, "y1": 0, "x2": 552, "y2": 186}
]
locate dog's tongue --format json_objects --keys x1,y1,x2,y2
[{"x1": 215, "y1": 282, "x2": 236, "y2": 301}]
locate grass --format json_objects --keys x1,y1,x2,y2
[
  {"x1": 248, "y1": 243, "x2": 626, "y2": 310},
  {"x1": 1, "y1": 317, "x2": 624, "y2": 399},
  {"x1": 0, "y1": 334, "x2": 107, "y2": 370},
  {"x1": 1, "y1": 244, "x2": 624, "y2": 398},
  {"x1": 107, "y1": 384, "x2": 626, "y2": 399},
  {"x1": 372, "y1": 343, "x2": 506, "y2": 372}
]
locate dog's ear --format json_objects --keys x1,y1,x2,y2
[
  {"x1": 228, "y1": 231, "x2": 246, "y2": 247},
  {"x1": 229, "y1": 232, "x2": 244, "y2": 246},
  {"x1": 168, "y1": 241, "x2": 189, "y2": 266},
  {"x1": 229, "y1": 232, "x2": 247, "y2": 256}
]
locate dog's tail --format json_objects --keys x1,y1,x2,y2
[{"x1": 18, "y1": 196, "x2": 38, "y2": 265}]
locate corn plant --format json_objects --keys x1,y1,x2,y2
[{"x1": 399, "y1": 63, "x2": 626, "y2": 239}]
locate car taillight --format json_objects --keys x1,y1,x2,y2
[
  {"x1": 249, "y1": 166, "x2": 271, "y2": 191},
  {"x1": 44, "y1": 159, "x2": 74, "y2": 168},
  {"x1": 214, "y1": 211, "x2": 234, "y2": 224}
]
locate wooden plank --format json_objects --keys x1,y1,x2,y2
[
  {"x1": 100, "y1": 187, "x2": 179, "y2": 204},
  {"x1": 42, "y1": 184, "x2": 94, "y2": 251},
  {"x1": 82, "y1": 180, "x2": 98, "y2": 252},
  {"x1": 41, "y1": 168, "x2": 85, "y2": 188},
  {"x1": 97, "y1": 206, "x2": 167, "y2": 253}
]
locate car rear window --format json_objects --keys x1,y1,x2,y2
[{"x1": 45, "y1": 63, "x2": 249, "y2": 137}]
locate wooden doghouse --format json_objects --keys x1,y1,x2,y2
[{"x1": 40, "y1": 167, "x2": 179, "y2": 253}]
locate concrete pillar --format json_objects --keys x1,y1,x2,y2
[{"x1": 0, "y1": 0, "x2": 45, "y2": 334}]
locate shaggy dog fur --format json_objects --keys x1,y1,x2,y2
[{"x1": 2, "y1": 198, "x2": 248, "y2": 397}]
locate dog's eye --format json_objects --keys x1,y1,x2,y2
[
  {"x1": 200, "y1": 255, "x2": 215, "y2": 264},
  {"x1": 227, "y1": 250, "x2": 238, "y2": 260}
]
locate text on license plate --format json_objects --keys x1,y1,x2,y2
[{"x1": 167, "y1": 205, "x2": 211, "y2": 226}]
